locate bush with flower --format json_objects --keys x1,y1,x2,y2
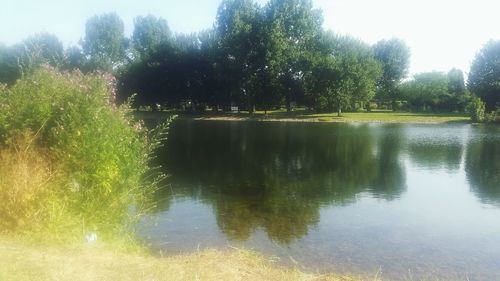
[{"x1": 0, "y1": 66, "x2": 172, "y2": 239}]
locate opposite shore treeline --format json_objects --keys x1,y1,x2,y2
[{"x1": 0, "y1": 0, "x2": 500, "y2": 119}]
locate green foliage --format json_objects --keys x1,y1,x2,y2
[
  {"x1": 400, "y1": 71, "x2": 450, "y2": 111},
  {"x1": 485, "y1": 108, "x2": 500, "y2": 123},
  {"x1": 373, "y1": 38, "x2": 411, "y2": 101},
  {"x1": 119, "y1": 31, "x2": 218, "y2": 109},
  {"x1": 0, "y1": 44, "x2": 21, "y2": 84},
  {"x1": 1, "y1": 5, "x2": 499, "y2": 117},
  {"x1": 20, "y1": 33, "x2": 65, "y2": 69},
  {"x1": 215, "y1": 0, "x2": 264, "y2": 112},
  {"x1": 0, "y1": 67, "x2": 172, "y2": 236},
  {"x1": 447, "y1": 68, "x2": 466, "y2": 96},
  {"x1": 400, "y1": 70, "x2": 470, "y2": 112},
  {"x1": 468, "y1": 40, "x2": 500, "y2": 111},
  {"x1": 265, "y1": 0, "x2": 323, "y2": 112},
  {"x1": 469, "y1": 96, "x2": 486, "y2": 122},
  {"x1": 82, "y1": 13, "x2": 127, "y2": 72},
  {"x1": 0, "y1": 33, "x2": 65, "y2": 84},
  {"x1": 447, "y1": 68, "x2": 469, "y2": 112},
  {"x1": 305, "y1": 33, "x2": 381, "y2": 114},
  {"x1": 132, "y1": 15, "x2": 171, "y2": 58},
  {"x1": 63, "y1": 46, "x2": 86, "y2": 71}
]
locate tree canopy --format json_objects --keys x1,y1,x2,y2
[
  {"x1": 132, "y1": 15, "x2": 171, "y2": 58},
  {"x1": 400, "y1": 72, "x2": 449, "y2": 111},
  {"x1": 265, "y1": 0, "x2": 323, "y2": 112},
  {"x1": 305, "y1": 33, "x2": 381, "y2": 115},
  {"x1": 0, "y1": 0, "x2": 493, "y2": 116},
  {"x1": 373, "y1": 38, "x2": 411, "y2": 102},
  {"x1": 468, "y1": 40, "x2": 500, "y2": 111},
  {"x1": 82, "y1": 12, "x2": 126, "y2": 72}
]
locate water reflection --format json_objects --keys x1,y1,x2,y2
[
  {"x1": 466, "y1": 126, "x2": 500, "y2": 206},
  {"x1": 141, "y1": 120, "x2": 500, "y2": 280},
  {"x1": 154, "y1": 121, "x2": 409, "y2": 243},
  {"x1": 370, "y1": 125, "x2": 406, "y2": 200},
  {"x1": 405, "y1": 125, "x2": 466, "y2": 172}
]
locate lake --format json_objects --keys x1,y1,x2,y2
[{"x1": 139, "y1": 119, "x2": 500, "y2": 281}]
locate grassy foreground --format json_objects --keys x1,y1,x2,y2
[{"x1": 0, "y1": 237, "x2": 363, "y2": 281}]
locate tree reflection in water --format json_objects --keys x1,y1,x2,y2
[{"x1": 153, "y1": 120, "x2": 408, "y2": 244}]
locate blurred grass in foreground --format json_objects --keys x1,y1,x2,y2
[{"x1": 0, "y1": 237, "x2": 364, "y2": 281}]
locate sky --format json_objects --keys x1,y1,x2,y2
[{"x1": 1, "y1": 0, "x2": 499, "y2": 76}]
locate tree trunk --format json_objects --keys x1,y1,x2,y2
[
  {"x1": 285, "y1": 92, "x2": 292, "y2": 113},
  {"x1": 337, "y1": 107, "x2": 342, "y2": 117},
  {"x1": 248, "y1": 97, "x2": 255, "y2": 114}
]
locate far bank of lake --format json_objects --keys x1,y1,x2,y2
[{"x1": 136, "y1": 110, "x2": 470, "y2": 124}]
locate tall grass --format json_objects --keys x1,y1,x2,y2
[
  {"x1": 0, "y1": 66, "x2": 172, "y2": 242},
  {"x1": 0, "y1": 132, "x2": 60, "y2": 231}
]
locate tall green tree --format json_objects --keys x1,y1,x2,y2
[
  {"x1": 305, "y1": 33, "x2": 381, "y2": 115},
  {"x1": 265, "y1": 0, "x2": 323, "y2": 112},
  {"x1": 21, "y1": 33, "x2": 64, "y2": 68},
  {"x1": 447, "y1": 68, "x2": 468, "y2": 112},
  {"x1": 119, "y1": 30, "x2": 219, "y2": 110},
  {"x1": 0, "y1": 33, "x2": 64, "y2": 84},
  {"x1": 63, "y1": 46, "x2": 86, "y2": 71},
  {"x1": 82, "y1": 13, "x2": 126, "y2": 72},
  {"x1": 215, "y1": 0, "x2": 265, "y2": 112},
  {"x1": 400, "y1": 71, "x2": 449, "y2": 111},
  {"x1": 0, "y1": 45, "x2": 21, "y2": 84},
  {"x1": 468, "y1": 40, "x2": 500, "y2": 111},
  {"x1": 132, "y1": 15, "x2": 171, "y2": 58},
  {"x1": 373, "y1": 38, "x2": 411, "y2": 103},
  {"x1": 447, "y1": 68, "x2": 465, "y2": 96}
]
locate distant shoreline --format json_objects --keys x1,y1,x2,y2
[{"x1": 135, "y1": 111, "x2": 471, "y2": 124}]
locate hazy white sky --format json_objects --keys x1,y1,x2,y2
[{"x1": 1, "y1": 0, "x2": 499, "y2": 75}]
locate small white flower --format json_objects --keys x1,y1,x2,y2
[
  {"x1": 85, "y1": 232, "x2": 97, "y2": 243},
  {"x1": 70, "y1": 179, "x2": 80, "y2": 192}
]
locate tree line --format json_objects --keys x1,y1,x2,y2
[{"x1": 1, "y1": 0, "x2": 499, "y2": 116}]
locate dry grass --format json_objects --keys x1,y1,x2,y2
[
  {"x1": 0, "y1": 237, "x2": 365, "y2": 281},
  {"x1": 0, "y1": 134, "x2": 63, "y2": 230}
]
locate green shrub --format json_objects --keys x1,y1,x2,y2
[
  {"x1": 485, "y1": 108, "x2": 500, "y2": 123},
  {"x1": 469, "y1": 96, "x2": 485, "y2": 122},
  {"x1": 393, "y1": 100, "x2": 408, "y2": 111},
  {"x1": 368, "y1": 102, "x2": 378, "y2": 111},
  {"x1": 0, "y1": 66, "x2": 172, "y2": 238}
]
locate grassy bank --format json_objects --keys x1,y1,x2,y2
[
  {"x1": 137, "y1": 110, "x2": 470, "y2": 124},
  {"x1": 0, "y1": 237, "x2": 363, "y2": 281}
]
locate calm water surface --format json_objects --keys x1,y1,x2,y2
[{"x1": 139, "y1": 120, "x2": 500, "y2": 281}]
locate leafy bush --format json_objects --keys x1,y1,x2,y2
[
  {"x1": 393, "y1": 100, "x2": 408, "y2": 111},
  {"x1": 0, "y1": 66, "x2": 172, "y2": 237},
  {"x1": 485, "y1": 108, "x2": 500, "y2": 123},
  {"x1": 367, "y1": 102, "x2": 378, "y2": 111},
  {"x1": 469, "y1": 96, "x2": 485, "y2": 123}
]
